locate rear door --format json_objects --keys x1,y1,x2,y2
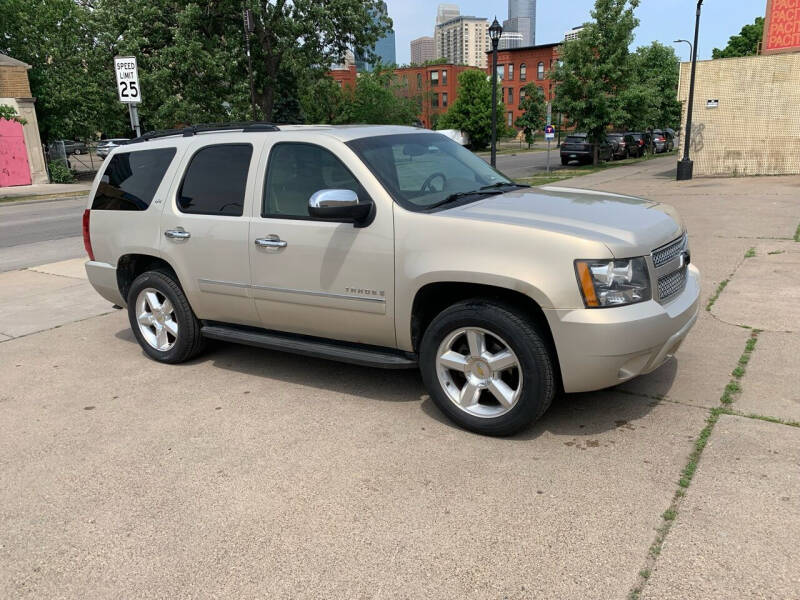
[{"x1": 159, "y1": 138, "x2": 261, "y2": 326}]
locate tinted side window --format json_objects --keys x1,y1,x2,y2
[
  {"x1": 91, "y1": 148, "x2": 176, "y2": 211},
  {"x1": 264, "y1": 143, "x2": 364, "y2": 218},
  {"x1": 178, "y1": 144, "x2": 253, "y2": 216}
]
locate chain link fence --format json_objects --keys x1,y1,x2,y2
[{"x1": 45, "y1": 140, "x2": 103, "y2": 182}]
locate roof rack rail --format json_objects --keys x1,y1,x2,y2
[{"x1": 126, "y1": 121, "x2": 280, "y2": 144}]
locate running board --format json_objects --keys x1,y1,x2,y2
[{"x1": 200, "y1": 324, "x2": 418, "y2": 369}]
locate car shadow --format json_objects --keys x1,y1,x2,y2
[{"x1": 114, "y1": 329, "x2": 678, "y2": 439}]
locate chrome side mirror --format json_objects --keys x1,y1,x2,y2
[{"x1": 308, "y1": 189, "x2": 373, "y2": 225}]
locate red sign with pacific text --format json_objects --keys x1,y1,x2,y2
[{"x1": 763, "y1": 0, "x2": 800, "y2": 54}]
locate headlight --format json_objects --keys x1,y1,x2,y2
[{"x1": 575, "y1": 257, "x2": 651, "y2": 307}]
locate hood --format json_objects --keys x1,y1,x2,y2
[{"x1": 445, "y1": 185, "x2": 683, "y2": 257}]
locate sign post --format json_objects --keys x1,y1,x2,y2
[
  {"x1": 114, "y1": 56, "x2": 142, "y2": 137},
  {"x1": 545, "y1": 124, "x2": 555, "y2": 175}
]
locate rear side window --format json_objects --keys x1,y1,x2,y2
[
  {"x1": 565, "y1": 136, "x2": 585, "y2": 143},
  {"x1": 178, "y1": 144, "x2": 253, "y2": 216},
  {"x1": 91, "y1": 148, "x2": 176, "y2": 211}
]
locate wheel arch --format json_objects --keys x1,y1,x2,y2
[{"x1": 116, "y1": 253, "x2": 183, "y2": 304}]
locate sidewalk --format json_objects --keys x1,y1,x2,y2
[{"x1": 0, "y1": 182, "x2": 92, "y2": 202}]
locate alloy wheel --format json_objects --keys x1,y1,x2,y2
[{"x1": 135, "y1": 287, "x2": 178, "y2": 351}]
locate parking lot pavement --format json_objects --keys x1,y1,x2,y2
[
  {"x1": 642, "y1": 415, "x2": 800, "y2": 600},
  {"x1": 0, "y1": 310, "x2": 707, "y2": 599},
  {"x1": 736, "y1": 331, "x2": 800, "y2": 423},
  {"x1": 0, "y1": 258, "x2": 114, "y2": 339}
]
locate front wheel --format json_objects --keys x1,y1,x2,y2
[
  {"x1": 419, "y1": 300, "x2": 555, "y2": 436},
  {"x1": 127, "y1": 269, "x2": 205, "y2": 363}
]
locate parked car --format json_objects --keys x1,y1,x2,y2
[
  {"x1": 652, "y1": 130, "x2": 674, "y2": 153},
  {"x1": 606, "y1": 133, "x2": 629, "y2": 160},
  {"x1": 97, "y1": 138, "x2": 130, "y2": 159},
  {"x1": 56, "y1": 140, "x2": 89, "y2": 155},
  {"x1": 560, "y1": 133, "x2": 613, "y2": 165},
  {"x1": 624, "y1": 132, "x2": 648, "y2": 158},
  {"x1": 83, "y1": 124, "x2": 699, "y2": 436}
]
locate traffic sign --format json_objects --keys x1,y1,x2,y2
[
  {"x1": 114, "y1": 56, "x2": 141, "y2": 103},
  {"x1": 545, "y1": 125, "x2": 555, "y2": 140}
]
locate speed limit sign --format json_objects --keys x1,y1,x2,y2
[{"x1": 114, "y1": 56, "x2": 141, "y2": 103}]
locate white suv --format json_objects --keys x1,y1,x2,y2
[{"x1": 84, "y1": 123, "x2": 700, "y2": 435}]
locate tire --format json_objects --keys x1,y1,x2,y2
[
  {"x1": 419, "y1": 299, "x2": 555, "y2": 436},
  {"x1": 73, "y1": 149, "x2": 81, "y2": 155},
  {"x1": 561, "y1": 157, "x2": 569, "y2": 166},
  {"x1": 127, "y1": 268, "x2": 205, "y2": 363}
]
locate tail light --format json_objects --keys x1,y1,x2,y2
[
  {"x1": 638, "y1": 140, "x2": 644, "y2": 146},
  {"x1": 82, "y1": 209, "x2": 95, "y2": 261}
]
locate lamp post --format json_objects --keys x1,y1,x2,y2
[
  {"x1": 673, "y1": 39, "x2": 693, "y2": 61},
  {"x1": 489, "y1": 17, "x2": 503, "y2": 167},
  {"x1": 677, "y1": 1, "x2": 704, "y2": 181}
]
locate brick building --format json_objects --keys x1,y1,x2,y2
[
  {"x1": 328, "y1": 65, "x2": 358, "y2": 90},
  {"x1": 0, "y1": 54, "x2": 48, "y2": 186},
  {"x1": 486, "y1": 43, "x2": 560, "y2": 128}
]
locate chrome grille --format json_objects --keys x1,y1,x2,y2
[
  {"x1": 658, "y1": 267, "x2": 687, "y2": 300},
  {"x1": 652, "y1": 234, "x2": 687, "y2": 268}
]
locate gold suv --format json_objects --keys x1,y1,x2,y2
[{"x1": 84, "y1": 124, "x2": 700, "y2": 436}]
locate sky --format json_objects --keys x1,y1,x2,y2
[{"x1": 388, "y1": 0, "x2": 765, "y2": 64}]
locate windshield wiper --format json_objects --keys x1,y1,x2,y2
[{"x1": 426, "y1": 182, "x2": 530, "y2": 211}]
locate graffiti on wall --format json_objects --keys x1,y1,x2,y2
[{"x1": 0, "y1": 118, "x2": 32, "y2": 187}]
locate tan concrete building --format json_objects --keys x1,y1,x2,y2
[
  {"x1": 410, "y1": 36, "x2": 436, "y2": 65},
  {"x1": 678, "y1": 52, "x2": 800, "y2": 176},
  {"x1": 0, "y1": 54, "x2": 48, "y2": 185},
  {"x1": 435, "y1": 16, "x2": 490, "y2": 68}
]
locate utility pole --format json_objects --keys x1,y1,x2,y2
[
  {"x1": 677, "y1": 0, "x2": 704, "y2": 181},
  {"x1": 243, "y1": 7, "x2": 257, "y2": 121}
]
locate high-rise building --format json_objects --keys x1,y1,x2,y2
[
  {"x1": 436, "y1": 4, "x2": 460, "y2": 25},
  {"x1": 355, "y1": 1, "x2": 396, "y2": 71},
  {"x1": 435, "y1": 16, "x2": 490, "y2": 68},
  {"x1": 503, "y1": 0, "x2": 536, "y2": 47},
  {"x1": 410, "y1": 36, "x2": 436, "y2": 65},
  {"x1": 564, "y1": 26, "x2": 584, "y2": 41},
  {"x1": 498, "y1": 31, "x2": 524, "y2": 50}
]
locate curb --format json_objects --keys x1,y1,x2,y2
[{"x1": 0, "y1": 191, "x2": 90, "y2": 206}]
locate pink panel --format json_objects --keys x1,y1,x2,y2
[{"x1": 0, "y1": 118, "x2": 32, "y2": 187}]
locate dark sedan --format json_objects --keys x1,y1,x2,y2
[{"x1": 560, "y1": 134, "x2": 613, "y2": 165}]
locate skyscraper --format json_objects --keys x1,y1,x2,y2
[
  {"x1": 436, "y1": 4, "x2": 460, "y2": 25},
  {"x1": 435, "y1": 15, "x2": 490, "y2": 68},
  {"x1": 355, "y1": 1, "x2": 396, "y2": 71},
  {"x1": 410, "y1": 36, "x2": 436, "y2": 64},
  {"x1": 503, "y1": 0, "x2": 536, "y2": 46}
]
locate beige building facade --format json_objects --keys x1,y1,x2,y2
[
  {"x1": 0, "y1": 54, "x2": 48, "y2": 185},
  {"x1": 435, "y1": 16, "x2": 489, "y2": 68},
  {"x1": 678, "y1": 52, "x2": 800, "y2": 176},
  {"x1": 410, "y1": 36, "x2": 436, "y2": 65}
]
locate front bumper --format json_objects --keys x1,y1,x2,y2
[
  {"x1": 85, "y1": 260, "x2": 125, "y2": 306},
  {"x1": 544, "y1": 264, "x2": 700, "y2": 393}
]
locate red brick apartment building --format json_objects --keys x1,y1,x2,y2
[{"x1": 327, "y1": 43, "x2": 560, "y2": 131}]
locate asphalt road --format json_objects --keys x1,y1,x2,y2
[
  {"x1": 486, "y1": 149, "x2": 566, "y2": 179},
  {"x1": 0, "y1": 197, "x2": 87, "y2": 272}
]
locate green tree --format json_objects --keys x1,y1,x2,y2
[
  {"x1": 438, "y1": 69, "x2": 512, "y2": 150},
  {"x1": 550, "y1": 0, "x2": 640, "y2": 164},
  {"x1": 712, "y1": 17, "x2": 764, "y2": 59},
  {"x1": 0, "y1": 104, "x2": 27, "y2": 125},
  {"x1": 349, "y1": 67, "x2": 418, "y2": 125},
  {"x1": 515, "y1": 84, "x2": 547, "y2": 148},
  {"x1": 0, "y1": 0, "x2": 121, "y2": 141},
  {"x1": 300, "y1": 76, "x2": 352, "y2": 124},
  {"x1": 621, "y1": 42, "x2": 682, "y2": 131}
]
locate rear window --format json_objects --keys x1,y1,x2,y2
[
  {"x1": 91, "y1": 148, "x2": 176, "y2": 211},
  {"x1": 565, "y1": 136, "x2": 587, "y2": 143},
  {"x1": 178, "y1": 144, "x2": 253, "y2": 217}
]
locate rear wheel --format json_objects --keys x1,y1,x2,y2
[
  {"x1": 127, "y1": 269, "x2": 205, "y2": 363},
  {"x1": 561, "y1": 157, "x2": 569, "y2": 166},
  {"x1": 419, "y1": 300, "x2": 555, "y2": 436}
]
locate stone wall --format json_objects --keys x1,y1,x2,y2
[{"x1": 678, "y1": 53, "x2": 800, "y2": 176}]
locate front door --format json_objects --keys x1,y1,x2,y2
[
  {"x1": 248, "y1": 140, "x2": 395, "y2": 348},
  {"x1": 160, "y1": 140, "x2": 260, "y2": 326}
]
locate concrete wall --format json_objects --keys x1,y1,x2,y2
[{"x1": 678, "y1": 53, "x2": 800, "y2": 176}]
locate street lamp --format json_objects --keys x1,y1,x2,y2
[
  {"x1": 489, "y1": 17, "x2": 503, "y2": 167},
  {"x1": 677, "y1": 1, "x2": 704, "y2": 181},
  {"x1": 673, "y1": 39, "x2": 693, "y2": 61}
]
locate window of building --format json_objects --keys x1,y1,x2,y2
[
  {"x1": 441, "y1": 69, "x2": 448, "y2": 85},
  {"x1": 91, "y1": 148, "x2": 176, "y2": 211},
  {"x1": 507, "y1": 87, "x2": 513, "y2": 105},
  {"x1": 520, "y1": 63, "x2": 527, "y2": 81},
  {"x1": 417, "y1": 73, "x2": 422, "y2": 88},
  {"x1": 264, "y1": 143, "x2": 366, "y2": 219},
  {"x1": 537, "y1": 61, "x2": 545, "y2": 80},
  {"x1": 442, "y1": 92, "x2": 448, "y2": 107},
  {"x1": 432, "y1": 93, "x2": 439, "y2": 108},
  {"x1": 507, "y1": 111, "x2": 513, "y2": 127},
  {"x1": 430, "y1": 70, "x2": 439, "y2": 85},
  {"x1": 496, "y1": 64, "x2": 505, "y2": 80},
  {"x1": 519, "y1": 88, "x2": 526, "y2": 102},
  {"x1": 507, "y1": 64, "x2": 514, "y2": 81},
  {"x1": 178, "y1": 144, "x2": 252, "y2": 216}
]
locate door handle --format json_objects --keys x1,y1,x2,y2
[
  {"x1": 164, "y1": 229, "x2": 191, "y2": 240},
  {"x1": 255, "y1": 235, "x2": 287, "y2": 249}
]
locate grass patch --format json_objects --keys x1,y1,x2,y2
[
  {"x1": 705, "y1": 279, "x2": 728, "y2": 311},
  {"x1": 795, "y1": 222, "x2": 800, "y2": 242},
  {"x1": 767, "y1": 250, "x2": 785, "y2": 255},
  {"x1": 744, "y1": 247, "x2": 756, "y2": 258},
  {"x1": 718, "y1": 408, "x2": 800, "y2": 428}
]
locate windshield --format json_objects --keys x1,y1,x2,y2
[{"x1": 347, "y1": 133, "x2": 512, "y2": 210}]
